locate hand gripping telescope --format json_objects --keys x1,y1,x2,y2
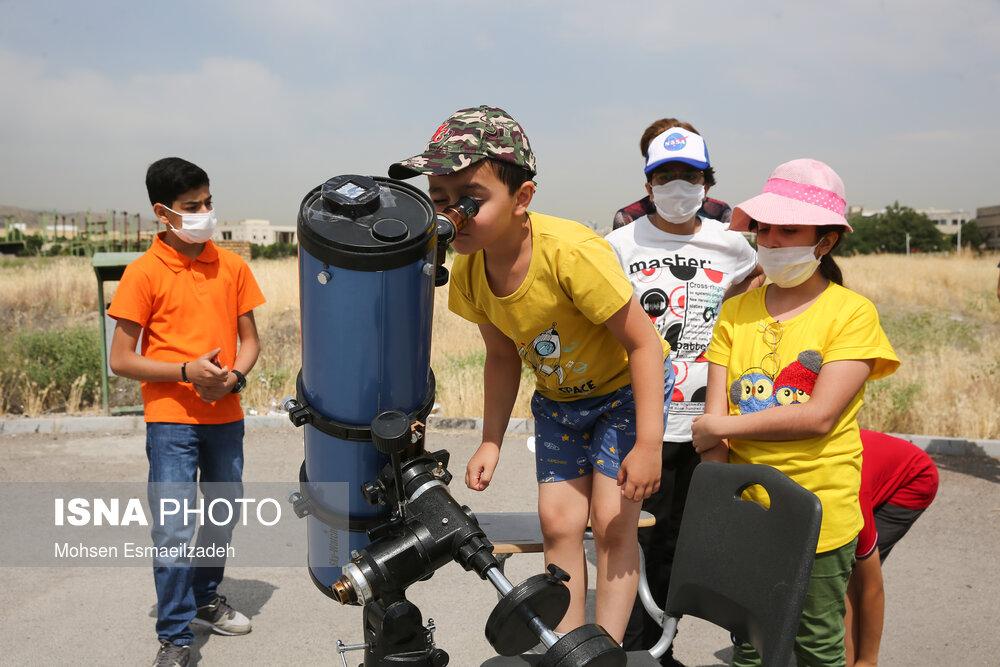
[{"x1": 285, "y1": 174, "x2": 625, "y2": 666}]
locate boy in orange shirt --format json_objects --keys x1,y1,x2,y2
[{"x1": 109, "y1": 157, "x2": 265, "y2": 667}]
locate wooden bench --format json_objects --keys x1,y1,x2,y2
[{"x1": 476, "y1": 510, "x2": 656, "y2": 556}]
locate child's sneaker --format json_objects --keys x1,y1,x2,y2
[
  {"x1": 191, "y1": 595, "x2": 252, "y2": 635},
  {"x1": 152, "y1": 640, "x2": 190, "y2": 667}
]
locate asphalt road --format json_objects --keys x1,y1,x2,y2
[{"x1": 2, "y1": 421, "x2": 998, "y2": 666}]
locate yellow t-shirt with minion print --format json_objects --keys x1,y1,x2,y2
[
  {"x1": 705, "y1": 282, "x2": 899, "y2": 552},
  {"x1": 449, "y1": 212, "x2": 670, "y2": 401}
]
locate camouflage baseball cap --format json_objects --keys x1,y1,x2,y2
[{"x1": 388, "y1": 105, "x2": 536, "y2": 179}]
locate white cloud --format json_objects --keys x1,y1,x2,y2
[
  {"x1": 1, "y1": 1, "x2": 998, "y2": 221},
  {"x1": 0, "y1": 48, "x2": 294, "y2": 141},
  {"x1": 0, "y1": 45, "x2": 386, "y2": 221}
]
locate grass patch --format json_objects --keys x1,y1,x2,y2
[
  {"x1": 1, "y1": 324, "x2": 101, "y2": 414},
  {"x1": 880, "y1": 311, "x2": 981, "y2": 354},
  {"x1": 3, "y1": 252, "x2": 1000, "y2": 437},
  {"x1": 860, "y1": 378, "x2": 924, "y2": 434}
]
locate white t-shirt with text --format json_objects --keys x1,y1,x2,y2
[{"x1": 606, "y1": 215, "x2": 757, "y2": 441}]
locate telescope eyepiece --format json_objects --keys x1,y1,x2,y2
[{"x1": 437, "y1": 196, "x2": 479, "y2": 235}]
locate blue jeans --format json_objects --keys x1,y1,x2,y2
[{"x1": 146, "y1": 420, "x2": 245, "y2": 646}]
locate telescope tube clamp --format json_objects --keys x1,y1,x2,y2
[{"x1": 286, "y1": 369, "x2": 436, "y2": 442}]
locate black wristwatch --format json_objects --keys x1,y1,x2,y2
[{"x1": 230, "y1": 369, "x2": 247, "y2": 394}]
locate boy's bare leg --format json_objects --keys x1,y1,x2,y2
[
  {"x1": 538, "y1": 475, "x2": 592, "y2": 633},
  {"x1": 589, "y1": 471, "x2": 643, "y2": 643}
]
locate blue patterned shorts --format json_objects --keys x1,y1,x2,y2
[{"x1": 531, "y1": 359, "x2": 674, "y2": 483}]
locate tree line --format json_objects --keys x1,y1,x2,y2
[
  {"x1": 2, "y1": 204, "x2": 988, "y2": 258},
  {"x1": 838, "y1": 203, "x2": 985, "y2": 255}
]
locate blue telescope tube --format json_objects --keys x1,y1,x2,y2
[{"x1": 291, "y1": 174, "x2": 437, "y2": 594}]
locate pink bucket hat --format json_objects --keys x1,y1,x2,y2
[{"x1": 730, "y1": 158, "x2": 852, "y2": 232}]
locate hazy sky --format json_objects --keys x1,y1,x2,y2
[{"x1": 1, "y1": 1, "x2": 997, "y2": 229}]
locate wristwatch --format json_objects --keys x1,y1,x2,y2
[{"x1": 230, "y1": 369, "x2": 247, "y2": 394}]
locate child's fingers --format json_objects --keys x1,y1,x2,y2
[
  {"x1": 465, "y1": 463, "x2": 489, "y2": 491},
  {"x1": 620, "y1": 472, "x2": 657, "y2": 501},
  {"x1": 619, "y1": 475, "x2": 635, "y2": 501},
  {"x1": 477, "y1": 465, "x2": 493, "y2": 490}
]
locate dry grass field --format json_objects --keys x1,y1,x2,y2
[{"x1": 1, "y1": 252, "x2": 998, "y2": 439}]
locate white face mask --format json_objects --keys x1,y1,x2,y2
[
  {"x1": 757, "y1": 242, "x2": 822, "y2": 288},
  {"x1": 163, "y1": 206, "x2": 217, "y2": 244},
  {"x1": 651, "y1": 181, "x2": 705, "y2": 224}
]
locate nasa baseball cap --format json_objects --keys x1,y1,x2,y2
[{"x1": 644, "y1": 127, "x2": 711, "y2": 173}]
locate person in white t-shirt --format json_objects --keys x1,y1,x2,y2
[{"x1": 606, "y1": 123, "x2": 762, "y2": 664}]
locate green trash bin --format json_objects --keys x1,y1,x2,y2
[{"x1": 91, "y1": 252, "x2": 143, "y2": 415}]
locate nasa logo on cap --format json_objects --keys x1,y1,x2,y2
[
  {"x1": 644, "y1": 127, "x2": 710, "y2": 173},
  {"x1": 663, "y1": 132, "x2": 688, "y2": 152}
]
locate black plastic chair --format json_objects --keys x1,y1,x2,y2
[{"x1": 635, "y1": 461, "x2": 823, "y2": 666}]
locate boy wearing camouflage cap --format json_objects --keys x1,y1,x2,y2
[{"x1": 390, "y1": 106, "x2": 673, "y2": 643}]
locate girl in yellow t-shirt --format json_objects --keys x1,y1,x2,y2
[{"x1": 692, "y1": 159, "x2": 898, "y2": 667}]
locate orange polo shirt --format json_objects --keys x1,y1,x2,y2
[{"x1": 108, "y1": 232, "x2": 266, "y2": 424}]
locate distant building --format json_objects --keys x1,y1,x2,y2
[
  {"x1": 45, "y1": 222, "x2": 82, "y2": 238},
  {"x1": 214, "y1": 219, "x2": 297, "y2": 245},
  {"x1": 975, "y1": 205, "x2": 1000, "y2": 250},
  {"x1": 917, "y1": 208, "x2": 973, "y2": 236},
  {"x1": 846, "y1": 205, "x2": 883, "y2": 218},
  {"x1": 847, "y1": 206, "x2": 977, "y2": 238}
]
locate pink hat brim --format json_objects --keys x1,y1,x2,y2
[{"x1": 730, "y1": 192, "x2": 852, "y2": 232}]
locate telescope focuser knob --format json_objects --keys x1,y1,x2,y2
[
  {"x1": 546, "y1": 563, "x2": 571, "y2": 583},
  {"x1": 371, "y1": 410, "x2": 412, "y2": 455}
]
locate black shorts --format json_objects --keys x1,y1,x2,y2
[{"x1": 874, "y1": 502, "x2": 926, "y2": 562}]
